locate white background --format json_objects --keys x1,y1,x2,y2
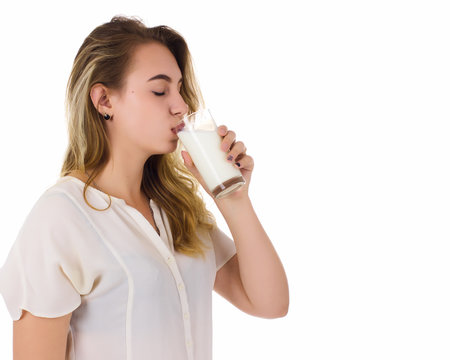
[{"x1": 0, "y1": 0, "x2": 449, "y2": 359}]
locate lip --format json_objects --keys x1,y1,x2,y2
[{"x1": 171, "y1": 120, "x2": 185, "y2": 135}]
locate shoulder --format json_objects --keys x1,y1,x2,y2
[
  {"x1": 17, "y1": 180, "x2": 95, "y2": 246},
  {"x1": 35, "y1": 176, "x2": 107, "y2": 216},
  {"x1": 44, "y1": 176, "x2": 85, "y2": 202},
  {"x1": 27, "y1": 182, "x2": 85, "y2": 223}
]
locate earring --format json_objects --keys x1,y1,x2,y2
[{"x1": 103, "y1": 113, "x2": 111, "y2": 120}]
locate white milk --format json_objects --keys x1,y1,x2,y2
[{"x1": 177, "y1": 129, "x2": 244, "y2": 195}]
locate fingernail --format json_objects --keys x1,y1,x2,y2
[
  {"x1": 235, "y1": 162, "x2": 241, "y2": 167},
  {"x1": 227, "y1": 155, "x2": 233, "y2": 161}
]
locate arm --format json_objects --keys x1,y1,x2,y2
[
  {"x1": 181, "y1": 124, "x2": 289, "y2": 317},
  {"x1": 214, "y1": 195, "x2": 289, "y2": 318},
  {"x1": 13, "y1": 310, "x2": 72, "y2": 360}
]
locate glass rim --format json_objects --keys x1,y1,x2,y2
[{"x1": 183, "y1": 107, "x2": 211, "y2": 120}]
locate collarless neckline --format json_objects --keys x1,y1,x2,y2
[{"x1": 59, "y1": 175, "x2": 154, "y2": 208}]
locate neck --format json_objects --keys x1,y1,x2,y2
[{"x1": 85, "y1": 158, "x2": 149, "y2": 208}]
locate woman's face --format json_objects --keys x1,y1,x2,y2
[{"x1": 106, "y1": 42, "x2": 189, "y2": 157}]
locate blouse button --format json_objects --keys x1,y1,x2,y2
[
  {"x1": 177, "y1": 282, "x2": 184, "y2": 290},
  {"x1": 183, "y1": 312, "x2": 189, "y2": 320},
  {"x1": 186, "y1": 339, "x2": 192, "y2": 347}
]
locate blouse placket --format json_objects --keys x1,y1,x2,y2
[{"x1": 123, "y1": 200, "x2": 195, "y2": 360}]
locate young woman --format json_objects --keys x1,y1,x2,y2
[{"x1": 0, "y1": 16, "x2": 289, "y2": 360}]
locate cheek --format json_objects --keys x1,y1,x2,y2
[
  {"x1": 127, "y1": 93, "x2": 151, "y2": 118},
  {"x1": 114, "y1": 92, "x2": 169, "y2": 144},
  {"x1": 117, "y1": 94, "x2": 152, "y2": 127}
]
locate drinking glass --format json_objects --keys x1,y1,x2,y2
[{"x1": 175, "y1": 108, "x2": 246, "y2": 199}]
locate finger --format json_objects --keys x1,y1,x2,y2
[
  {"x1": 217, "y1": 125, "x2": 228, "y2": 136},
  {"x1": 181, "y1": 150, "x2": 194, "y2": 167},
  {"x1": 220, "y1": 130, "x2": 236, "y2": 152},
  {"x1": 225, "y1": 141, "x2": 246, "y2": 162},
  {"x1": 233, "y1": 154, "x2": 254, "y2": 171}
]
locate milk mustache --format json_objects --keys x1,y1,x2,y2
[{"x1": 177, "y1": 129, "x2": 245, "y2": 199}]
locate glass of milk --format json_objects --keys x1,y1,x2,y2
[{"x1": 175, "y1": 108, "x2": 246, "y2": 199}]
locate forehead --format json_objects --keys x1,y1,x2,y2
[{"x1": 127, "y1": 42, "x2": 182, "y2": 80}]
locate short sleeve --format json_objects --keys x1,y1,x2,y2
[
  {"x1": 0, "y1": 192, "x2": 92, "y2": 321},
  {"x1": 210, "y1": 224, "x2": 237, "y2": 271}
]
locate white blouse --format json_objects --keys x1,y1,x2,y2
[{"x1": 0, "y1": 176, "x2": 237, "y2": 360}]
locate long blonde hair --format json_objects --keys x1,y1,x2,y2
[{"x1": 61, "y1": 15, "x2": 216, "y2": 259}]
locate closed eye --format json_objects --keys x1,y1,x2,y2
[{"x1": 152, "y1": 85, "x2": 182, "y2": 97}]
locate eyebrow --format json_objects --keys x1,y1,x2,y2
[{"x1": 147, "y1": 74, "x2": 183, "y2": 83}]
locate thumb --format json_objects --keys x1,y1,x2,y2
[
  {"x1": 181, "y1": 150, "x2": 194, "y2": 167},
  {"x1": 181, "y1": 150, "x2": 210, "y2": 196}
]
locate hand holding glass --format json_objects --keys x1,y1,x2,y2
[{"x1": 174, "y1": 109, "x2": 246, "y2": 199}]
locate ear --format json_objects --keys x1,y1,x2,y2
[{"x1": 90, "y1": 83, "x2": 113, "y2": 117}]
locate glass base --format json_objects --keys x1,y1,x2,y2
[{"x1": 212, "y1": 176, "x2": 246, "y2": 199}]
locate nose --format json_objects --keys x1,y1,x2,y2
[{"x1": 170, "y1": 93, "x2": 189, "y2": 118}]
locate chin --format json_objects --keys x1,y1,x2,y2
[{"x1": 154, "y1": 139, "x2": 179, "y2": 155}]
